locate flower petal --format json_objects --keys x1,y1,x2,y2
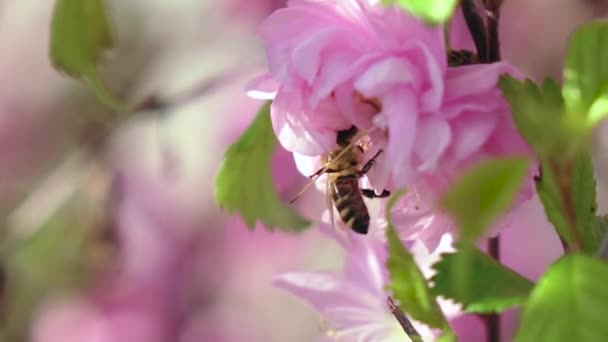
[
  {"x1": 414, "y1": 117, "x2": 451, "y2": 172},
  {"x1": 245, "y1": 73, "x2": 279, "y2": 100},
  {"x1": 446, "y1": 111, "x2": 498, "y2": 163},
  {"x1": 273, "y1": 271, "x2": 380, "y2": 314},
  {"x1": 382, "y1": 89, "x2": 419, "y2": 187},
  {"x1": 354, "y1": 57, "x2": 418, "y2": 98},
  {"x1": 271, "y1": 89, "x2": 336, "y2": 155},
  {"x1": 444, "y1": 62, "x2": 520, "y2": 102}
]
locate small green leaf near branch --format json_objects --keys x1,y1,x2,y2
[
  {"x1": 563, "y1": 22, "x2": 608, "y2": 127},
  {"x1": 431, "y1": 245, "x2": 534, "y2": 313},
  {"x1": 385, "y1": 190, "x2": 456, "y2": 339},
  {"x1": 515, "y1": 253, "x2": 608, "y2": 342},
  {"x1": 536, "y1": 152, "x2": 598, "y2": 253},
  {"x1": 500, "y1": 22, "x2": 608, "y2": 161},
  {"x1": 50, "y1": 0, "x2": 124, "y2": 111},
  {"x1": 215, "y1": 102, "x2": 311, "y2": 232},
  {"x1": 438, "y1": 157, "x2": 529, "y2": 300},
  {"x1": 571, "y1": 153, "x2": 598, "y2": 251},
  {"x1": 499, "y1": 76, "x2": 570, "y2": 158},
  {"x1": 440, "y1": 157, "x2": 530, "y2": 243}
]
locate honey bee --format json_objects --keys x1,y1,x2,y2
[{"x1": 291, "y1": 125, "x2": 390, "y2": 234}]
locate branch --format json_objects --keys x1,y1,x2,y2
[
  {"x1": 483, "y1": 0, "x2": 503, "y2": 62},
  {"x1": 479, "y1": 2, "x2": 504, "y2": 340},
  {"x1": 460, "y1": 0, "x2": 489, "y2": 62},
  {"x1": 387, "y1": 297, "x2": 423, "y2": 342},
  {"x1": 131, "y1": 64, "x2": 260, "y2": 113},
  {"x1": 478, "y1": 237, "x2": 501, "y2": 342}
]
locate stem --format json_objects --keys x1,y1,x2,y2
[
  {"x1": 132, "y1": 64, "x2": 259, "y2": 113},
  {"x1": 482, "y1": 237, "x2": 501, "y2": 342},
  {"x1": 387, "y1": 297, "x2": 423, "y2": 342},
  {"x1": 460, "y1": 0, "x2": 488, "y2": 62},
  {"x1": 476, "y1": 1, "x2": 504, "y2": 340},
  {"x1": 483, "y1": 0, "x2": 503, "y2": 62}
]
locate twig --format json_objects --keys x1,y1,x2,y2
[
  {"x1": 131, "y1": 64, "x2": 260, "y2": 113},
  {"x1": 482, "y1": 237, "x2": 501, "y2": 342},
  {"x1": 387, "y1": 297, "x2": 423, "y2": 342},
  {"x1": 479, "y1": 1, "x2": 504, "y2": 341},
  {"x1": 483, "y1": 0, "x2": 503, "y2": 62},
  {"x1": 460, "y1": 0, "x2": 488, "y2": 62}
]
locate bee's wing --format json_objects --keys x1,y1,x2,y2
[{"x1": 326, "y1": 177, "x2": 336, "y2": 232}]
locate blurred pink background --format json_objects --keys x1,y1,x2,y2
[{"x1": 0, "y1": 1, "x2": 607, "y2": 341}]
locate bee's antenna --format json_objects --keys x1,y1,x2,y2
[{"x1": 289, "y1": 178, "x2": 320, "y2": 204}]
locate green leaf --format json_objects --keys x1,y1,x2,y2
[
  {"x1": 499, "y1": 76, "x2": 570, "y2": 158},
  {"x1": 503, "y1": 23, "x2": 608, "y2": 159},
  {"x1": 596, "y1": 215, "x2": 608, "y2": 258},
  {"x1": 440, "y1": 157, "x2": 530, "y2": 242},
  {"x1": 215, "y1": 102, "x2": 311, "y2": 232},
  {"x1": 50, "y1": 0, "x2": 124, "y2": 111},
  {"x1": 563, "y1": 22, "x2": 608, "y2": 127},
  {"x1": 437, "y1": 331, "x2": 458, "y2": 342},
  {"x1": 385, "y1": 190, "x2": 455, "y2": 335},
  {"x1": 383, "y1": 0, "x2": 458, "y2": 25},
  {"x1": 431, "y1": 245, "x2": 534, "y2": 313},
  {"x1": 596, "y1": 214, "x2": 608, "y2": 243},
  {"x1": 572, "y1": 152, "x2": 598, "y2": 251},
  {"x1": 515, "y1": 253, "x2": 608, "y2": 342},
  {"x1": 536, "y1": 153, "x2": 598, "y2": 253},
  {"x1": 535, "y1": 159, "x2": 574, "y2": 244}
]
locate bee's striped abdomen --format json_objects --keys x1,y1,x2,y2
[{"x1": 331, "y1": 174, "x2": 370, "y2": 234}]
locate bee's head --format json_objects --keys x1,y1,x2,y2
[{"x1": 336, "y1": 126, "x2": 358, "y2": 147}]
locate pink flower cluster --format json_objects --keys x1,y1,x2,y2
[
  {"x1": 249, "y1": 1, "x2": 541, "y2": 340},
  {"x1": 275, "y1": 223, "x2": 462, "y2": 341},
  {"x1": 250, "y1": 0, "x2": 534, "y2": 249}
]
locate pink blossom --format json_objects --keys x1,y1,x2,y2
[
  {"x1": 274, "y1": 223, "x2": 461, "y2": 341},
  {"x1": 250, "y1": 0, "x2": 531, "y2": 194},
  {"x1": 273, "y1": 192, "x2": 565, "y2": 341},
  {"x1": 249, "y1": 0, "x2": 535, "y2": 249},
  {"x1": 378, "y1": 175, "x2": 457, "y2": 252},
  {"x1": 381, "y1": 164, "x2": 535, "y2": 251}
]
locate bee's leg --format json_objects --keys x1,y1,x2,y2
[
  {"x1": 359, "y1": 149, "x2": 384, "y2": 175},
  {"x1": 361, "y1": 189, "x2": 391, "y2": 199}
]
